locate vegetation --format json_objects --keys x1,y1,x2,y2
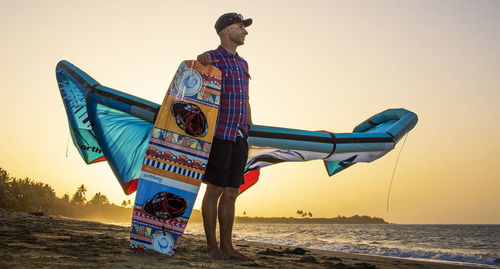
[
  {"x1": 296, "y1": 209, "x2": 313, "y2": 218},
  {"x1": 0, "y1": 167, "x2": 132, "y2": 223},
  {"x1": 1, "y1": 167, "x2": 386, "y2": 224}
]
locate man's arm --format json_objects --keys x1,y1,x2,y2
[{"x1": 197, "y1": 52, "x2": 220, "y2": 66}]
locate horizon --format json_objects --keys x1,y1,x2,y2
[
  {"x1": 0, "y1": 167, "x2": 500, "y2": 225},
  {"x1": 1, "y1": 0, "x2": 499, "y2": 224}
]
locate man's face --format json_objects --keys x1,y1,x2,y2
[{"x1": 227, "y1": 22, "x2": 248, "y2": 45}]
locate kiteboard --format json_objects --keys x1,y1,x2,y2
[{"x1": 129, "y1": 60, "x2": 221, "y2": 255}]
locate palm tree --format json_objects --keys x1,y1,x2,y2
[
  {"x1": 71, "y1": 184, "x2": 87, "y2": 205},
  {"x1": 88, "y1": 192, "x2": 109, "y2": 207}
]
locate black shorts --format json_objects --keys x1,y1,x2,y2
[{"x1": 203, "y1": 136, "x2": 248, "y2": 188}]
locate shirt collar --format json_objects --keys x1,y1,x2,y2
[{"x1": 216, "y1": 45, "x2": 240, "y2": 58}]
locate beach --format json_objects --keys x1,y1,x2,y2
[{"x1": 0, "y1": 209, "x2": 485, "y2": 269}]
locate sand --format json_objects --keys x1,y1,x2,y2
[{"x1": 0, "y1": 209, "x2": 482, "y2": 269}]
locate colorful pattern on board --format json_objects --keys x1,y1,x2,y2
[
  {"x1": 130, "y1": 60, "x2": 221, "y2": 255},
  {"x1": 169, "y1": 65, "x2": 221, "y2": 108}
]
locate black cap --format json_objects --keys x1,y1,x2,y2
[{"x1": 215, "y1": 13, "x2": 252, "y2": 33}]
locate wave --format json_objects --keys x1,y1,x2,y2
[
  {"x1": 236, "y1": 233, "x2": 499, "y2": 267},
  {"x1": 186, "y1": 223, "x2": 500, "y2": 267}
]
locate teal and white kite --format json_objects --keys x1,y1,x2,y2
[{"x1": 56, "y1": 60, "x2": 418, "y2": 195}]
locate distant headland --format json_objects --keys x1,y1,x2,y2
[{"x1": 189, "y1": 210, "x2": 387, "y2": 224}]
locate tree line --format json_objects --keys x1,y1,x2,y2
[
  {"x1": 1, "y1": 167, "x2": 387, "y2": 224},
  {"x1": 0, "y1": 167, "x2": 132, "y2": 222}
]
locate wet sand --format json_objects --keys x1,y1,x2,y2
[{"x1": 0, "y1": 209, "x2": 482, "y2": 268}]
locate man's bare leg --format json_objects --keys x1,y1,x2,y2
[
  {"x1": 218, "y1": 187, "x2": 253, "y2": 260},
  {"x1": 202, "y1": 183, "x2": 227, "y2": 259}
]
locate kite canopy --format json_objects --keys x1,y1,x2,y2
[
  {"x1": 56, "y1": 60, "x2": 418, "y2": 195},
  {"x1": 56, "y1": 61, "x2": 105, "y2": 164},
  {"x1": 56, "y1": 61, "x2": 158, "y2": 194}
]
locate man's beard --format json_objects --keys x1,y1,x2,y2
[{"x1": 230, "y1": 35, "x2": 244, "y2": 45}]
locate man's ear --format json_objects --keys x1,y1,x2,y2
[{"x1": 218, "y1": 27, "x2": 228, "y2": 37}]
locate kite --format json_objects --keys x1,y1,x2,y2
[{"x1": 56, "y1": 60, "x2": 418, "y2": 195}]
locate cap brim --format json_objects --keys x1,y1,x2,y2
[{"x1": 242, "y1": 18, "x2": 252, "y2": 27}]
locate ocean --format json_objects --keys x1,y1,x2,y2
[{"x1": 185, "y1": 223, "x2": 500, "y2": 267}]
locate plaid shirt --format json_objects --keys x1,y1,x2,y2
[{"x1": 208, "y1": 46, "x2": 250, "y2": 142}]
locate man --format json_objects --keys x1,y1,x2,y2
[{"x1": 197, "y1": 13, "x2": 253, "y2": 260}]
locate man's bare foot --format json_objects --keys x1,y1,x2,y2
[
  {"x1": 208, "y1": 248, "x2": 229, "y2": 260},
  {"x1": 221, "y1": 248, "x2": 254, "y2": 261}
]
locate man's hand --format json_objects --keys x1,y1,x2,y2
[{"x1": 197, "y1": 52, "x2": 220, "y2": 66}]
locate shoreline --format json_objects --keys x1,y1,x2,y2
[{"x1": 0, "y1": 210, "x2": 489, "y2": 268}]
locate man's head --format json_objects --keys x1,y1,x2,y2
[
  {"x1": 215, "y1": 13, "x2": 252, "y2": 33},
  {"x1": 215, "y1": 13, "x2": 252, "y2": 46}
]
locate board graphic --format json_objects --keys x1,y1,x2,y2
[{"x1": 129, "y1": 61, "x2": 221, "y2": 255}]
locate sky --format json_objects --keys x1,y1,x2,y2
[{"x1": 1, "y1": 0, "x2": 499, "y2": 224}]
